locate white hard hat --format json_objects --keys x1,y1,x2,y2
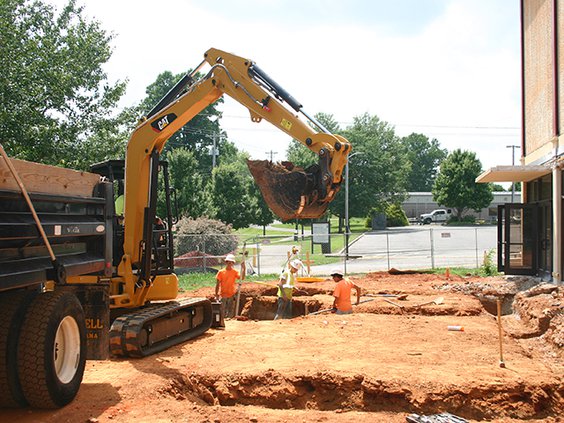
[
  {"x1": 225, "y1": 254, "x2": 236, "y2": 263},
  {"x1": 330, "y1": 267, "x2": 344, "y2": 277},
  {"x1": 290, "y1": 259, "x2": 302, "y2": 270}
]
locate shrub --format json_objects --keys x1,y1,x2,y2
[
  {"x1": 174, "y1": 217, "x2": 238, "y2": 258},
  {"x1": 385, "y1": 203, "x2": 409, "y2": 227},
  {"x1": 365, "y1": 203, "x2": 409, "y2": 228},
  {"x1": 481, "y1": 249, "x2": 497, "y2": 276},
  {"x1": 448, "y1": 215, "x2": 476, "y2": 225}
]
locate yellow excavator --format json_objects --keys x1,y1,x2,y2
[
  {"x1": 0, "y1": 47, "x2": 351, "y2": 408},
  {"x1": 94, "y1": 48, "x2": 352, "y2": 357}
]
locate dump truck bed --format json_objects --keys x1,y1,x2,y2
[{"x1": 0, "y1": 159, "x2": 112, "y2": 291}]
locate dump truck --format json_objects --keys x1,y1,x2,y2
[{"x1": 0, "y1": 48, "x2": 351, "y2": 408}]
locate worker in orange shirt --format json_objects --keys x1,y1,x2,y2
[
  {"x1": 331, "y1": 268, "x2": 361, "y2": 315},
  {"x1": 215, "y1": 254, "x2": 240, "y2": 318}
]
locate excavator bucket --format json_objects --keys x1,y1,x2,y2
[{"x1": 248, "y1": 160, "x2": 330, "y2": 221}]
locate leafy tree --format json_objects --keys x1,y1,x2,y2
[
  {"x1": 491, "y1": 183, "x2": 506, "y2": 192},
  {"x1": 248, "y1": 182, "x2": 275, "y2": 233},
  {"x1": 330, "y1": 113, "x2": 410, "y2": 227},
  {"x1": 432, "y1": 149, "x2": 494, "y2": 219},
  {"x1": 513, "y1": 182, "x2": 522, "y2": 191},
  {"x1": 401, "y1": 133, "x2": 448, "y2": 191},
  {"x1": 0, "y1": 0, "x2": 127, "y2": 169},
  {"x1": 138, "y1": 70, "x2": 226, "y2": 174},
  {"x1": 157, "y1": 147, "x2": 213, "y2": 219},
  {"x1": 209, "y1": 161, "x2": 258, "y2": 229}
]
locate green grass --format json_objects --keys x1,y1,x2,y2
[
  {"x1": 236, "y1": 218, "x2": 367, "y2": 267},
  {"x1": 234, "y1": 226, "x2": 293, "y2": 239},
  {"x1": 178, "y1": 272, "x2": 281, "y2": 293},
  {"x1": 270, "y1": 217, "x2": 368, "y2": 234},
  {"x1": 178, "y1": 266, "x2": 498, "y2": 293},
  {"x1": 427, "y1": 267, "x2": 500, "y2": 277}
]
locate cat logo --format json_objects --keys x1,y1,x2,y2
[{"x1": 151, "y1": 113, "x2": 177, "y2": 133}]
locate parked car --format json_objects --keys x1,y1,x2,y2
[{"x1": 420, "y1": 209, "x2": 452, "y2": 224}]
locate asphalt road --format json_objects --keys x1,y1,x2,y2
[{"x1": 253, "y1": 224, "x2": 498, "y2": 276}]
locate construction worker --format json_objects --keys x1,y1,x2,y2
[
  {"x1": 274, "y1": 259, "x2": 302, "y2": 320},
  {"x1": 331, "y1": 268, "x2": 361, "y2": 315},
  {"x1": 215, "y1": 254, "x2": 240, "y2": 318}
]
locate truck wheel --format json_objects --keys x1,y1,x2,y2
[
  {"x1": 424, "y1": 218, "x2": 432, "y2": 225},
  {"x1": 17, "y1": 291, "x2": 86, "y2": 408},
  {"x1": 0, "y1": 290, "x2": 36, "y2": 407}
]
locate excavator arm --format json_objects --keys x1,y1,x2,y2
[{"x1": 121, "y1": 48, "x2": 351, "y2": 273}]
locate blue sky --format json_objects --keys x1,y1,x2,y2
[{"x1": 47, "y1": 0, "x2": 522, "y2": 174}]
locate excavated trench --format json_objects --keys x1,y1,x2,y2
[
  {"x1": 234, "y1": 286, "x2": 483, "y2": 320},
  {"x1": 177, "y1": 279, "x2": 563, "y2": 420},
  {"x1": 160, "y1": 370, "x2": 562, "y2": 420}
]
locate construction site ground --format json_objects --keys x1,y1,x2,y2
[{"x1": 1, "y1": 271, "x2": 562, "y2": 423}]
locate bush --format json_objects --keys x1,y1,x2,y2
[
  {"x1": 481, "y1": 249, "x2": 497, "y2": 276},
  {"x1": 385, "y1": 203, "x2": 409, "y2": 227},
  {"x1": 365, "y1": 203, "x2": 409, "y2": 228},
  {"x1": 174, "y1": 217, "x2": 239, "y2": 258},
  {"x1": 448, "y1": 215, "x2": 476, "y2": 225}
]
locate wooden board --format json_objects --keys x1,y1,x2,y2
[{"x1": 0, "y1": 157, "x2": 101, "y2": 197}]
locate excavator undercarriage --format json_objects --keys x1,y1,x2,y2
[{"x1": 109, "y1": 297, "x2": 212, "y2": 357}]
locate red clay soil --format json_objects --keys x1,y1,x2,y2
[{"x1": 1, "y1": 272, "x2": 562, "y2": 423}]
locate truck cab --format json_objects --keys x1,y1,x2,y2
[{"x1": 420, "y1": 209, "x2": 452, "y2": 225}]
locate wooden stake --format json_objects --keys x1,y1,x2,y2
[
  {"x1": 235, "y1": 244, "x2": 246, "y2": 317},
  {"x1": 497, "y1": 298, "x2": 505, "y2": 368}
]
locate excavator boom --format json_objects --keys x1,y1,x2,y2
[{"x1": 109, "y1": 49, "x2": 352, "y2": 356}]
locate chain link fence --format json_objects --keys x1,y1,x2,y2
[{"x1": 173, "y1": 226, "x2": 497, "y2": 276}]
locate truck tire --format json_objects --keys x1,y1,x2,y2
[
  {"x1": 0, "y1": 290, "x2": 36, "y2": 407},
  {"x1": 17, "y1": 291, "x2": 86, "y2": 408},
  {"x1": 424, "y1": 218, "x2": 432, "y2": 225}
]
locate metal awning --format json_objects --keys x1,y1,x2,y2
[{"x1": 476, "y1": 165, "x2": 551, "y2": 183}]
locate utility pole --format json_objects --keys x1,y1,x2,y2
[
  {"x1": 345, "y1": 152, "x2": 363, "y2": 262},
  {"x1": 506, "y1": 144, "x2": 520, "y2": 203},
  {"x1": 211, "y1": 132, "x2": 219, "y2": 169},
  {"x1": 265, "y1": 150, "x2": 278, "y2": 162}
]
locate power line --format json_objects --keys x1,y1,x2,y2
[{"x1": 197, "y1": 111, "x2": 521, "y2": 131}]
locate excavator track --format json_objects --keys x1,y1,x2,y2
[{"x1": 109, "y1": 297, "x2": 212, "y2": 357}]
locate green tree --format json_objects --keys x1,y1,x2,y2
[
  {"x1": 0, "y1": 0, "x2": 127, "y2": 169},
  {"x1": 491, "y1": 183, "x2": 507, "y2": 191},
  {"x1": 330, "y1": 113, "x2": 409, "y2": 227},
  {"x1": 401, "y1": 133, "x2": 448, "y2": 191},
  {"x1": 158, "y1": 147, "x2": 212, "y2": 219},
  {"x1": 138, "y1": 70, "x2": 226, "y2": 174},
  {"x1": 209, "y1": 161, "x2": 258, "y2": 229},
  {"x1": 432, "y1": 149, "x2": 494, "y2": 219},
  {"x1": 248, "y1": 182, "x2": 275, "y2": 232}
]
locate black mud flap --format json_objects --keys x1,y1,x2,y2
[{"x1": 247, "y1": 160, "x2": 330, "y2": 221}]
